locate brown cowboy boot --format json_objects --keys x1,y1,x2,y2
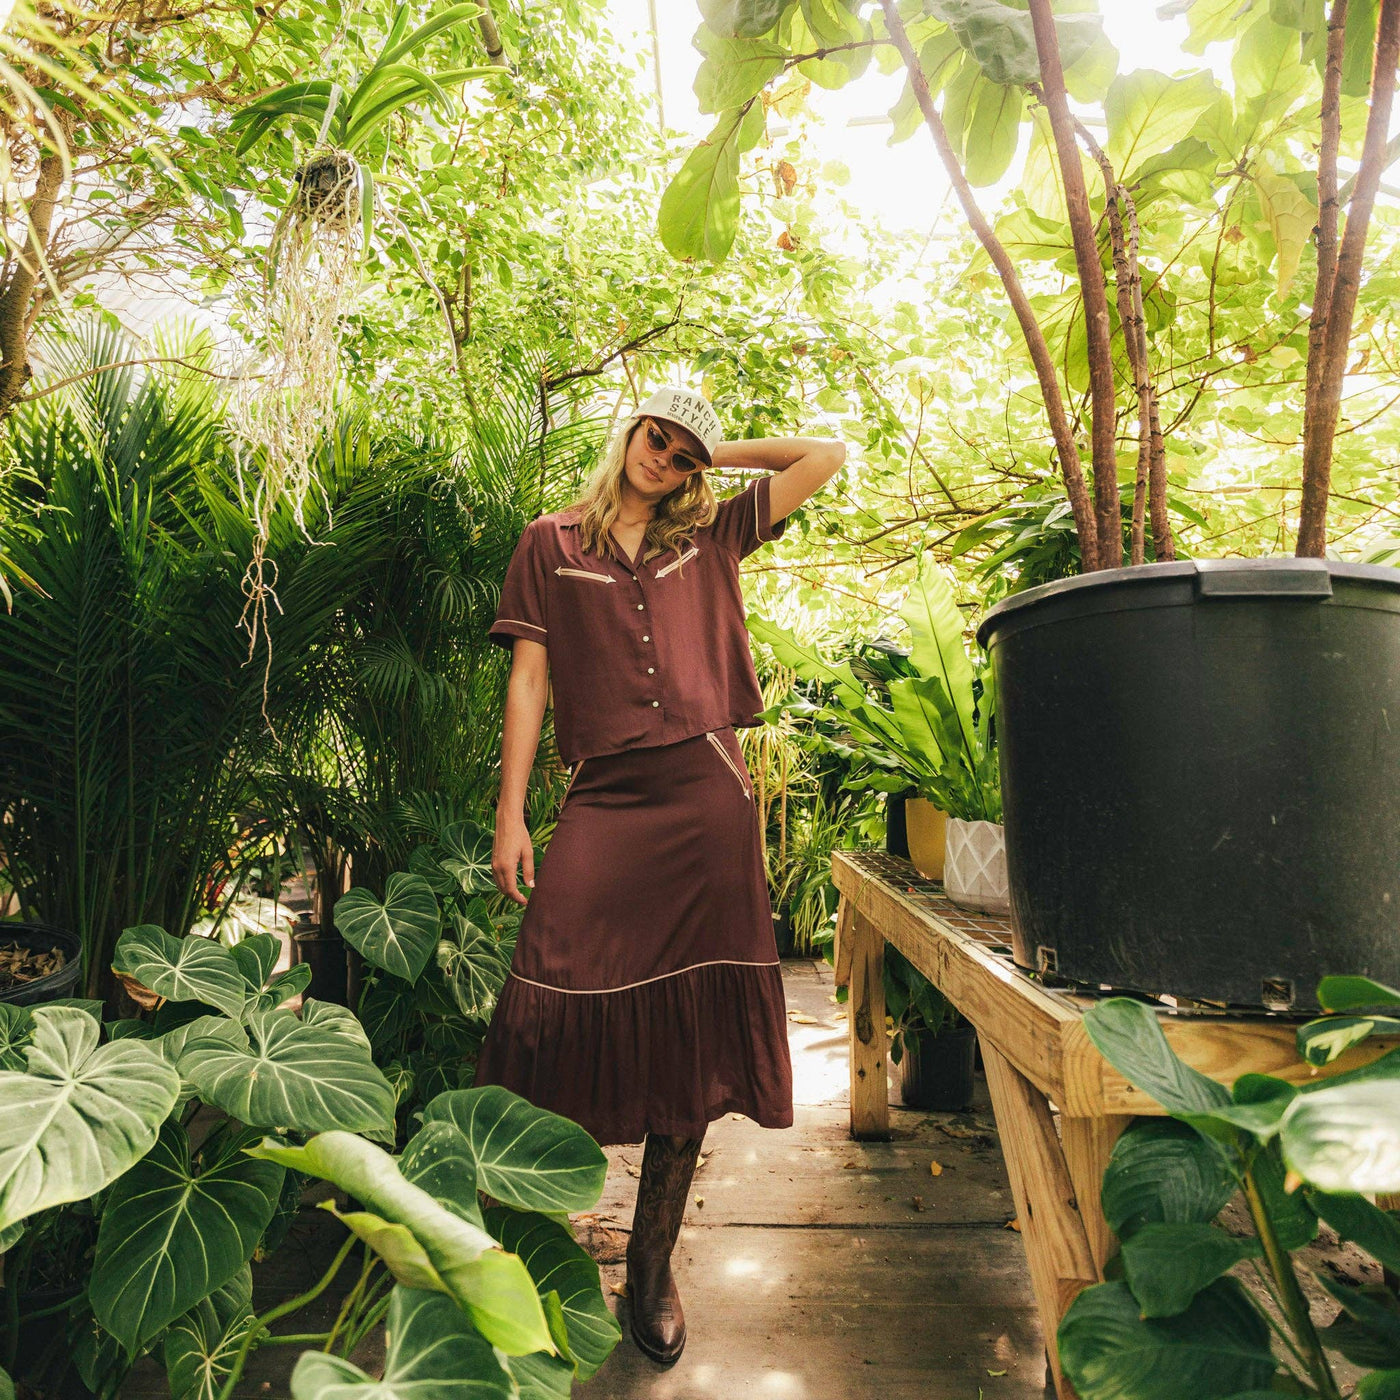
[{"x1": 625, "y1": 1131, "x2": 704, "y2": 1364}]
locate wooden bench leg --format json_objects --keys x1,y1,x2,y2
[
  {"x1": 836, "y1": 895, "x2": 889, "y2": 1141},
  {"x1": 981, "y1": 1043, "x2": 1099, "y2": 1400},
  {"x1": 1060, "y1": 1114, "x2": 1132, "y2": 1277}
]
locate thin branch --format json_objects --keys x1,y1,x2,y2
[
  {"x1": 1028, "y1": 0, "x2": 1120, "y2": 569},
  {"x1": 877, "y1": 0, "x2": 1099, "y2": 570}
]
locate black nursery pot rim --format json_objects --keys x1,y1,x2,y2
[
  {"x1": 0, "y1": 922, "x2": 83, "y2": 1004},
  {"x1": 976, "y1": 557, "x2": 1400, "y2": 650}
]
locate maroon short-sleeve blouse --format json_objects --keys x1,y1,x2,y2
[{"x1": 489, "y1": 472, "x2": 788, "y2": 765}]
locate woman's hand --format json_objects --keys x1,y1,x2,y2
[{"x1": 493, "y1": 811, "x2": 536, "y2": 906}]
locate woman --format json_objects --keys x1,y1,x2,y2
[{"x1": 477, "y1": 385, "x2": 845, "y2": 1366}]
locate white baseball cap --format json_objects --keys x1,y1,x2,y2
[{"x1": 625, "y1": 387, "x2": 722, "y2": 466}]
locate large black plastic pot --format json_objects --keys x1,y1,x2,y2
[
  {"x1": 0, "y1": 923, "x2": 82, "y2": 1004},
  {"x1": 976, "y1": 559, "x2": 1400, "y2": 1010}
]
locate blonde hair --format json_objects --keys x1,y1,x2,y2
[{"x1": 566, "y1": 418, "x2": 717, "y2": 577}]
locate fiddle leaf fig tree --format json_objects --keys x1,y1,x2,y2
[{"x1": 661, "y1": 0, "x2": 1400, "y2": 568}]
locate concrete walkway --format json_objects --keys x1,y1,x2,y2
[{"x1": 577, "y1": 957, "x2": 1048, "y2": 1400}]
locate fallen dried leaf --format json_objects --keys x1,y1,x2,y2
[
  {"x1": 988, "y1": 1369, "x2": 1007, "y2": 1377},
  {"x1": 608, "y1": 1281, "x2": 628, "y2": 1297},
  {"x1": 1004, "y1": 1218, "x2": 1021, "y2": 1232},
  {"x1": 694, "y1": 1196, "x2": 705, "y2": 1208},
  {"x1": 929, "y1": 1160, "x2": 943, "y2": 1177},
  {"x1": 841, "y1": 1160, "x2": 859, "y2": 1170},
  {"x1": 787, "y1": 1011, "x2": 820, "y2": 1024}
]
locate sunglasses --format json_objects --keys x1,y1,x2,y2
[{"x1": 640, "y1": 416, "x2": 706, "y2": 476}]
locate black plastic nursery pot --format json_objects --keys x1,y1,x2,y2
[
  {"x1": 0, "y1": 923, "x2": 82, "y2": 1004},
  {"x1": 293, "y1": 916, "x2": 352, "y2": 1007},
  {"x1": 899, "y1": 1022, "x2": 978, "y2": 1111},
  {"x1": 976, "y1": 558, "x2": 1400, "y2": 1011}
]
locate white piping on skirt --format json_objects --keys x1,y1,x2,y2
[{"x1": 506, "y1": 959, "x2": 780, "y2": 995}]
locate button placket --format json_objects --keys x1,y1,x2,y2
[{"x1": 628, "y1": 564, "x2": 662, "y2": 716}]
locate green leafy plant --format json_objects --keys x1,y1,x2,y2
[
  {"x1": 247, "y1": 1085, "x2": 621, "y2": 1399},
  {"x1": 884, "y1": 943, "x2": 962, "y2": 1065},
  {"x1": 1058, "y1": 977, "x2": 1400, "y2": 1400},
  {"x1": 335, "y1": 817, "x2": 525, "y2": 1127},
  {"x1": 751, "y1": 553, "x2": 1000, "y2": 822}
]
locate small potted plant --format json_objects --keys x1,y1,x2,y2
[
  {"x1": 752, "y1": 554, "x2": 1003, "y2": 911},
  {"x1": 886, "y1": 944, "x2": 977, "y2": 1112}
]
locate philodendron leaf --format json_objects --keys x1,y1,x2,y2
[
  {"x1": 90, "y1": 1122, "x2": 283, "y2": 1352},
  {"x1": 436, "y1": 911, "x2": 510, "y2": 1020},
  {"x1": 1280, "y1": 1079, "x2": 1400, "y2": 1193},
  {"x1": 0, "y1": 1007, "x2": 181, "y2": 1230},
  {"x1": 111, "y1": 926, "x2": 246, "y2": 1019},
  {"x1": 1120, "y1": 1222, "x2": 1262, "y2": 1318},
  {"x1": 247, "y1": 1132, "x2": 552, "y2": 1356},
  {"x1": 421, "y1": 1087, "x2": 608, "y2": 1213},
  {"x1": 1101, "y1": 1120, "x2": 1238, "y2": 1240},
  {"x1": 179, "y1": 1006, "x2": 395, "y2": 1140},
  {"x1": 1057, "y1": 1278, "x2": 1276, "y2": 1400},
  {"x1": 244, "y1": 962, "x2": 313, "y2": 1016},
  {"x1": 484, "y1": 1206, "x2": 621, "y2": 1380},
  {"x1": 335, "y1": 873, "x2": 441, "y2": 984},
  {"x1": 0, "y1": 1005, "x2": 33, "y2": 1070},
  {"x1": 228, "y1": 933, "x2": 280, "y2": 992},
  {"x1": 300, "y1": 997, "x2": 374, "y2": 1053},
  {"x1": 290, "y1": 1287, "x2": 514, "y2": 1399},
  {"x1": 162, "y1": 1265, "x2": 254, "y2": 1400},
  {"x1": 400, "y1": 1120, "x2": 485, "y2": 1228},
  {"x1": 1083, "y1": 997, "x2": 1231, "y2": 1117}
]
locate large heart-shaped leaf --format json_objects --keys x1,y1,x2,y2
[
  {"x1": 401, "y1": 1120, "x2": 485, "y2": 1228},
  {"x1": 335, "y1": 874, "x2": 441, "y2": 984},
  {"x1": 290, "y1": 1287, "x2": 514, "y2": 1399},
  {"x1": 421, "y1": 1088, "x2": 607, "y2": 1213},
  {"x1": 247, "y1": 1132, "x2": 552, "y2": 1355},
  {"x1": 90, "y1": 1123, "x2": 283, "y2": 1351},
  {"x1": 0, "y1": 1008, "x2": 181, "y2": 1230},
  {"x1": 436, "y1": 911, "x2": 510, "y2": 1020},
  {"x1": 162, "y1": 1266, "x2": 255, "y2": 1400},
  {"x1": 179, "y1": 1007, "x2": 395, "y2": 1139},
  {"x1": 301, "y1": 996, "x2": 374, "y2": 1053},
  {"x1": 1057, "y1": 1278, "x2": 1276, "y2": 1399},
  {"x1": 111, "y1": 926, "x2": 247, "y2": 1019},
  {"x1": 484, "y1": 1206, "x2": 621, "y2": 1379}
]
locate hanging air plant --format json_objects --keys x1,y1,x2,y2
[{"x1": 223, "y1": 2, "x2": 504, "y2": 686}]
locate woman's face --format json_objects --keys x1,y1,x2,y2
[{"x1": 623, "y1": 417, "x2": 706, "y2": 505}]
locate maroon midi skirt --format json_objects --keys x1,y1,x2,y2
[{"x1": 473, "y1": 724, "x2": 794, "y2": 1146}]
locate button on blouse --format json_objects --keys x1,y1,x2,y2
[{"x1": 488, "y1": 472, "x2": 789, "y2": 765}]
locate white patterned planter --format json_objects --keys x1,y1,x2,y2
[{"x1": 943, "y1": 819, "x2": 1010, "y2": 916}]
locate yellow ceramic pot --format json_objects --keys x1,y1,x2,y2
[{"x1": 904, "y1": 797, "x2": 948, "y2": 881}]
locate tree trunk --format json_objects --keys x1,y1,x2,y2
[
  {"x1": 1028, "y1": 0, "x2": 1121, "y2": 570},
  {"x1": 1297, "y1": 0, "x2": 1398, "y2": 556},
  {"x1": 0, "y1": 133, "x2": 69, "y2": 418},
  {"x1": 878, "y1": 0, "x2": 1099, "y2": 572}
]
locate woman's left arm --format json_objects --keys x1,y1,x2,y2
[{"x1": 708, "y1": 436, "x2": 846, "y2": 525}]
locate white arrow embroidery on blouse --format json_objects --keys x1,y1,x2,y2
[
  {"x1": 654, "y1": 546, "x2": 700, "y2": 579},
  {"x1": 554, "y1": 566, "x2": 614, "y2": 583}
]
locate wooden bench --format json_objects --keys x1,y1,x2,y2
[{"x1": 831, "y1": 847, "x2": 1394, "y2": 1400}]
